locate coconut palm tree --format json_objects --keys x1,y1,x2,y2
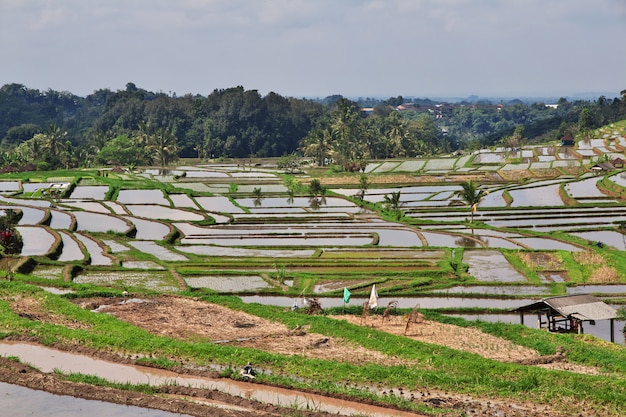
[
  {"x1": 457, "y1": 181, "x2": 487, "y2": 223},
  {"x1": 147, "y1": 127, "x2": 179, "y2": 166},
  {"x1": 383, "y1": 191, "x2": 403, "y2": 220}
]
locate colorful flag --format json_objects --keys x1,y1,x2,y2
[
  {"x1": 368, "y1": 284, "x2": 378, "y2": 309},
  {"x1": 343, "y1": 287, "x2": 351, "y2": 303}
]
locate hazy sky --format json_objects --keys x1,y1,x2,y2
[{"x1": 1, "y1": 0, "x2": 625, "y2": 99}]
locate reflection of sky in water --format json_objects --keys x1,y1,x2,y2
[
  {"x1": 0, "y1": 382, "x2": 192, "y2": 417},
  {"x1": 564, "y1": 177, "x2": 605, "y2": 198},
  {"x1": 241, "y1": 295, "x2": 534, "y2": 309},
  {"x1": 169, "y1": 193, "x2": 198, "y2": 208},
  {"x1": 61, "y1": 201, "x2": 110, "y2": 213},
  {"x1": 16, "y1": 226, "x2": 55, "y2": 256},
  {"x1": 75, "y1": 234, "x2": 112, "y2": 265},
  {"x1": 74, "y1": 211, "x2": 130, "y2": 233},
  {"x1": 185, "y1": 275, "x2": 270, "y2": 292},
  {"x1": 570, "y1": 231, "x2": 626, "y2": 250},
  {"x1": 0, "y1": 181, "x2": 20, "y2": 192},
  {"x1": 509, "y1": 184, "x2": 563, "y2": 207},
  {"x1": 128, "y1": 241, "x2": 187, "y2": 261},
  {"x1": 117, "y1": 189, "x2": 169, "y2": 205},
  {"x1": 126, "y1": 205, "x2": 204, "y2": 221},
  {"x1": 195, "y1": 196, "x2": 245, "y2": 213},
  {"x1": 463, "y1": 250, "x2": 526, "y2": 282},
  {"x1": 433, "y1": 285, "x2": 548, "y2": 295},
  {"x1": 68, "y1": 185, "x2": 108, "y2": 200},
  {"x1": 609, "y1": 172, "x2": 626, "y2": 187},
  {"x1": 57, "y1": 231, "x2": 85, "y2": 261},
  {"x1": 513, "y1": 237, "x2": 582, "y2": 251},
  {"x1": 125, "y1": 216, "x2": 171, "y2": 240}
]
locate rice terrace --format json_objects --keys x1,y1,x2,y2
[{"x1": 3, "y1": 122, "x2": 626, "y2": 416}]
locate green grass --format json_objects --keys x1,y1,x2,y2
[{"x1": 2, "y1": 281, "x2": 626, "y2": 416}]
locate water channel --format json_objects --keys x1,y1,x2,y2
[
  {"x1": 0, "y1": 382, "x2": 193, "y2": 417},
  {"x1": 0, "y1": 342, "x2": 420, "y2": 417}
]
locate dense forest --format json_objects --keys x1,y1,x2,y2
[{"x1": 0, "y1": 82, "x2": 625, "y2": 171}]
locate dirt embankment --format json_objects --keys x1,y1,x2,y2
[{"x1": 0, "y1": 294, "x2": 607, "y2": 417}]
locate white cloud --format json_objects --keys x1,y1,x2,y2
[{"x1": 0, "y1": 0, "x2": 624, "y2": 97}]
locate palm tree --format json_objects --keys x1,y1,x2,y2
[
  {"x1": 147, "y1": 127, "x2": 179, "y2": 166},
  {"x1": 302, "y1": 128, "x2": 333, "y2": 166},
  {"x1": 457, "y1": 181, "x2": 487, "y2": 223},
  {"x1": 43, "y1": 124, "x2": 68, "y2": 162},
  {"x1": 383, "y1": 191, "x2": 403, "y2": 220}
]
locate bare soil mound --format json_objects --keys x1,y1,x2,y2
[
  {"x1": 77, "y1": 295, "x2": 411, "y2": 366},
  {"x1": 333, "y1": 314, "x2": 604, "y2": 375}
]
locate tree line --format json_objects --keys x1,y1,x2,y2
[{"x1": 0, "y1": 82, "x2": 625, "y2": 171}]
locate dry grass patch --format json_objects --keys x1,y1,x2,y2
[
  {"x1": 573, "y1": 250, "x2": 605, "y2": 265},
  {"x1": 589, "y1": 266, "x2": 620, "y2": 283},
  {"x1": 519, "y1": 252, "x2": 563, "y2": 270}
]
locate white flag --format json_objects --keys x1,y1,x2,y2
[{"x1": 368, "y1": 284, "x2": 378, "y2": 309}]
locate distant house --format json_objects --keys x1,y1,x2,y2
[
  {"x1": 590, "y1": 162, "x2": 614, "y2": 173},
  {"x1": 611, "y1": 157, "x2": 625, "y2": 168},
  {"x1": 561, "y1": 136, "x2": 575, "y2": 146},
  {"x1": 512, "y1": 294, "x2": 618, "y2": 342}
]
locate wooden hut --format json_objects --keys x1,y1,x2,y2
[{"x1": 512, "y1": 294, "x2": 618, "y2": 342}]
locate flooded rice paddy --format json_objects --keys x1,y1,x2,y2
[
  {"x1": 3, "y1": 160, "x2": 626, "y2": 335},
  {"x1": 0, "y1": 342, "x2": 420, "y2": 417},
  {"x1": 0, "y1": 382, "x2": 193, "y2": 417}
]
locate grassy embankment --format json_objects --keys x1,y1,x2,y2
[{"x1": 1, "y1": 280, "x2": 626, "y2": 416}]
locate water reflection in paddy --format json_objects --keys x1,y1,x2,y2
[
  {"x1": 237, "y1": 196, "x2": 355, "y2": 208},
  {"x1": 609, "y1": 171, "x2": 626, "y2": 187},
  {"x1": 422, "y1": 231, "x2": 482, "y2": 248},
  {"x1": 168, "y1": 193, "x2": 198, "y2": 209},
  {"x1": 117, "y1": 189, "x2": 169, "y2": 205},
  {"x1": 512, "y1": 237, "x2": 583, "y2": 251},
  {"x1": 0, "y1": 343, "x2": 417, "y2": 417},
  {"x1": 68, "y1": 185, "x2": 109, "y2": 200},
  {"x1": 567, "y1": 285, "x2": 626, "y2": 295},
  {"x1": 9, "y1": 206, "x2": 47, "y2": 225},
  {"x1": 0, "y1": 195, "x2": 51, "y2": 207},
  {"x1": 128, "y1": 241, "x2": 187, "y2": 261},
  {"x1": 73, "y1": 211, "x2": 131, "y2": 233},
  {"x1": 571, "y1": 231, "x2": 626, "y2": 250},
  {"x1": 184, "y1": 275, "x2": 271, "y2": 292},
  {"x1": 125, "y1": 216, "x2": 171, "y2": 240},
  {"x1": 242, "y1": 295, "x2": 533, "y2": 310},
  {"x1": 62, "y1": 201, "x2": 111, "y2": 213},
  {"x1": 103, "y1": 201, "x2": 129, "y2": 215},
  {"x1": 75, "y1": 234, "x2": 112, "y2": 266},
  {"x1": 509, "y1": 184, "x2": 563, "y2": 206},
  {"x1": 58, "y1": 231, "x2": 86, "y2": 261},
  {"x1": 433, "y1": 285, "x2": 549, "y2": 296},
  {"x1": 236, "y1": 184, "x2": 288, "y2": 193},
  {"x1": 463, "y1": 250, "x2": 526, "y2": 282},
  {"x1": 174, "y1": 222, "x2": 422, "y2": 247},
  {"x1": 564, "y1": 177, "x2": 605, "y2": 198},
  {"x1": 183, "y1": 170, "x2": 228, "y2": 177},
  {"x1": 177, "y1": 245, "x2": 316, "y2": 257},
  {"x1": 126, "y1": 205, "x2": 204, "y2": 221},
  {"x1": 0, "y1": 382, "x2": 193, "y2": 417},
  {"x1": 49, "y1": 209, "x2": 73, "y2": 229},
  {"x1": 194, "y1": 196, "x2": 245, "y2": 213},
  {"x1": 0, "y1": 181, "x2": 20, "y2": 192},
  {"x1": 16, "y1": 226, "x2": 56, "y2": 256},
  {"x1": 182, "y1": 234, "x2": 374, "y2": 247}
]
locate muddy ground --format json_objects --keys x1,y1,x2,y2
[{"x1": 0, "y1": 294, "x2": 603, "y2": 416}]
